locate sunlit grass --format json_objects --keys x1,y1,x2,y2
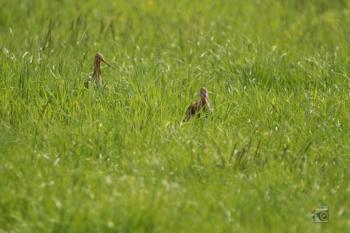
[{"x1": 0, "y1": 0, "x2": 350, "y2": 232}]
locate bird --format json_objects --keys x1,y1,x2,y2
[
  {"x1": 183, "y1": 87, "x2": 212, "y2": 122},
  {"x1": 84, "y1": 52, "x2": 111, "y2": 88}
]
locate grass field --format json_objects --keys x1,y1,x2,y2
[{"x1": 1, "y1": 0, "x2": 350, "y2": 232}]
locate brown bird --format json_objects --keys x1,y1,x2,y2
[
  {"x1": 84, "y1": 52, "x2": 111, "y2": 88},
  {"x1": 183, "y1": 87, "x2": 212, "y2": 122}
]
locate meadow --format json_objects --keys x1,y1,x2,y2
[{"x1": 1, "y1": 0, "x2": 350, "y2": 232}]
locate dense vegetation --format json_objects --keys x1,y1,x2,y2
[{"x1": 1, "y1": 0, "x2": 349, "y2": 232}]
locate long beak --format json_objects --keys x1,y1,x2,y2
[{"x1": 102, "y1": 59, "x2": 112, "y2": 67}]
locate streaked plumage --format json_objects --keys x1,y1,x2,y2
[
  {"x1": 183, "y1": 87, "x2": 212, "y2": 122},
  {"x1": 84, "y1": 52, "x2": 111, "y2": 88}
]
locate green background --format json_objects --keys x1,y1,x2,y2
[{"x1": 0, "y1": 0, "x2": 349, "y2": 232}]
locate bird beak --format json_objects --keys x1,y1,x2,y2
[{"x1": 102, "y1": 59, "x2": 112, "y2": 67}]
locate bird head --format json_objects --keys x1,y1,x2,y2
[
  {"x1": 95, "y1": 52, "x2": 111, "y2": 67},
  {"x1": 200, "y1": 87, "x2": 208, "y2": 99}
]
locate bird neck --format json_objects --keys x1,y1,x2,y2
[
  {"x1": 93, "y1": 61, "x2": 102, "y2": 77},
  {"x1": 200, "y1": 97, "x2": 209, "y2": 106}
]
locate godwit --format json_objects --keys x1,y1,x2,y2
[
  {"x1": 84, "y1": 52, "x2": 111, "y2": 88},
  {"x1": 183, "y1": 87, "x2": 212, "y2": 122}
]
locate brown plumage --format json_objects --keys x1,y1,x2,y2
[
  {"x1": 84, "y1": 52, "x2": 111, "y2": 88},
  {"x1": 183, "y1": 87, "x2": 212, "y2": 122}
]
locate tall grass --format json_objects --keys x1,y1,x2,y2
[{"x1": 1, "y1": 0, "x2": 350, "y2": 232}]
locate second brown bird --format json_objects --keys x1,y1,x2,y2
[{"x1": 183, "y1": 87, "x2": 212, "y2": 122}]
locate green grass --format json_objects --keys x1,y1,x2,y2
[{"x1": 1, "y1": 0, "x2": 350, "y2": 232}]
